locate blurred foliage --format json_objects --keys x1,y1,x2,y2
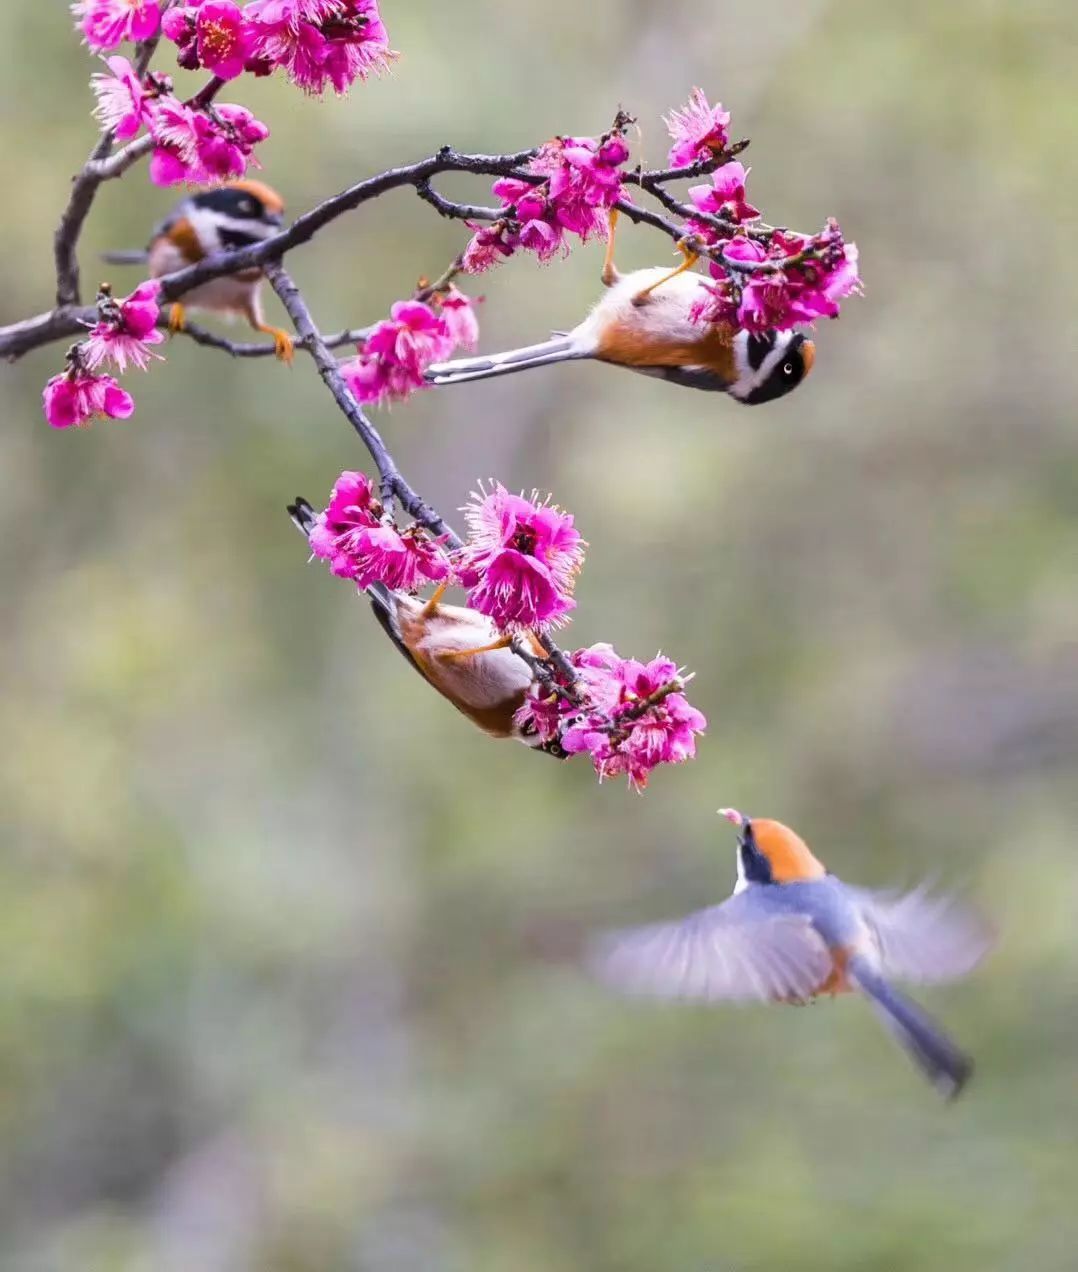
[{"x1": 1, "y1": 1, "x2": 1077, "y2": 1268}]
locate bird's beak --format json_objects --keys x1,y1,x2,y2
[
  {"x1": 801, "y1": 339, "x2": 816, "y2": 377},
  {"x1": 718, "y1": 807, "x2": 744, "y2": 828}
]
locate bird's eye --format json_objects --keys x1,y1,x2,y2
[
  {"x1": 782, "y1": 361, "x2": 794, "y2": 375},
  {"x1": 239, "y1": 199, "x2": 256, "y2": 215}
]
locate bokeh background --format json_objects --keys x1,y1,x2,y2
[{"x1": 2, "y1": 2, "x2": 1077, "y2": 1268}]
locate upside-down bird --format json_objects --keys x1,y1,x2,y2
[
  {"x1": 287, "y1": 498, "x2": 564, "y2": 755},
  {"x1": 426, "y1": 211, "x2": 814, "y2": 404},
  {"x1": 102, "y1": 179, "x2": 294, "y2": 362},
  {"x1": 590, "y1": 808, "x2": 992, "y2": 1098}
]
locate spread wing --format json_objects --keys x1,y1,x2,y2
[
  {"x1": 589, "y1": 900, "x2": 834, "y2": 1003},
  {"x1": 855, "y1": 885, "x2": 993, "y2": 984}
]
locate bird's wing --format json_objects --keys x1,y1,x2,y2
[
  {"x1": 589, "y1": 902, "x2": 834, "y2": 1003},
  {"x1": 855, "y1": 885, "x2": 993, "y2": 985}
]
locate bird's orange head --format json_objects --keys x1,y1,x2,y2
[{"x1": 720, "y1": 808, "x2": 827, "y2": 885}]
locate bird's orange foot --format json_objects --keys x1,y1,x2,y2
[
  {"x1": 268, "y1": 326, "x2": 294, "y2": 364},
  {"x1": 421, "y1": 581, "x2": 449, "y2": 618},
  {"x1": 168, "y1": 302, "x2": 187, "y2": 334},
  {"x1": 438, "y1": 635, "x2": 513, "y2": 663},
  {"x1": 631, "y1": 239, "x2": 701, "y2": 306}
]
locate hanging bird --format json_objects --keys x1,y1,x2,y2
[
  {"x1": 590, "y1": 808, "x2": 992, "y2": 1098},
  {"x1": 102, "y1": 179, "x2": 294, "y2": 362},
  {"x1": 286, "y1": 498, "x2": 565, "y2": 755},
  {"x1": 426, "y1": 211, "x2": 814, "y2": 404}
]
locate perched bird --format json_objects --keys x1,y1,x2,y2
[
  {"x1": 287, "y1": 498, "x2": 564, "y2": 755},
  {"x1": 102, "y1": 179, "x2": 294, "y2": 362},
  {"x1": 427, "y1": 211, "x2": 814, "y2": 404},
  {"x1": 591, "y1": 808, "x2": 992, "y2": 1098}
]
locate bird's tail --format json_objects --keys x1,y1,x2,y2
[
  {"x1": 286, "y1": 497, "x2": 318, "y2": 539},
  {"x1": 425, "y1": 336, "x2": 588, "y2": 386},
  {"x1": 100, "y1": 249, "x2": 151, "y2": 266},
  {"x1": 849, "y1": 957, "x2": 973, "y2": 1100}
]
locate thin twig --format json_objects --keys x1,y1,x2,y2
[{"x1": 263, "y1": 261, "x2": 461, "y2": 548}]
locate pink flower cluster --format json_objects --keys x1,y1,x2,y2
[
  {"x1": 690, "y1": 218, "x2": 861, "y2": 334},
  {"x1": 664, "y1": 88, "x2": 731, "y2": 170},
  {"x1": 243, "y1": 0, "x2": 395, "y2": 96},
  {"x1": 340, "y1": 287, "x2": 480, "y2": 408},
  {"x1": 76, "y1": 0, "x2": 393, "y2": 97},
  {"x1": 91, "y1": 56, "x2": 269, "y2": 185},
  {"x1": 463, "y1": 130, "x2": 630, "y2": 271},
  {"x1": 41, "y1": 281, "x2": 165, "y2": 429},
  {"x1": 516, "y1": 646, "x2": 707, "y2": 791},
  {"x1": 457, "y1": 484, "x2": 585, "y2": 632},
  {"x1": 308, "y1": 471, "x2": 451, "y2": 591}
]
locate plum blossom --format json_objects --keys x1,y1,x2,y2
[
  {"x1": 73, "y1": 0, "x2": 161, "y2": 52},
  {"x1": 163, "y1": 1, "x2": 255, "y2": 80},
  {"x1": 246, "y1": 0, "x2": 396, "y2": 96},
  {"x1": 689, "y1": 161, "x2": 759, "y2": 225},
  {"x1": 82, "y1": 281, "x2": 165, "y2": 373},
  {"x1": 42, "y1": 365, "x2": 135, "y2": 430},
  {"x1": 474, "y1": 127, "x2": 630, "y2": 268},
  {"x1": 90, "y1": 55, "x2": 154, "y2": 139},
  {"x1": 691, "y1": 221, "x2": 861, "y2": 334},
  {"x1": 308, "y1": 470, "x2": 381, "y2": 577},
  {"x1": 340, "y1": 300, "x2": 451, "y2": 407},
  {"x1": 457, "y1": 485, "x2": 585, "y2": 632},
  {"x1": 148, "y1": 98, "x2": 269, "y2": 185},
  {"x1": 664, "y1": 88, "x2": 731, "y2": 169},
  {"x1": 461, "y1": 222, "x2": 516, "y2": 275},
  {"x1": 340, "y1": 288, "x2": 480, "y2": 407},
  {"x1": 515, "y1": 647, "x2": 706, "y2": 790},
  {"x1": 437, "y1": 287, "x2": 480, "y2": 351},
  {"x1": 308, "y1": 470, "x2": 450, "y2": 590}
]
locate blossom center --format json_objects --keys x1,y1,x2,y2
[
  {"x1": 201, "y1": 20, "x2": 235, "y2": 58},
  {"x1": 510, "y1": 527, "x2": 537, "y2": 555}
]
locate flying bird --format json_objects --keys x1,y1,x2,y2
[
  {"x1": 102, "y1": 179, "x2": 294, "y2": 362},
  {"x1": 287, "y1": 498, "x2": 564, "y2": 755},
  {"x1": 591, "y1": 808, "x2": 992, "y2": 1098},
  {"x1": 426, "y1": 211, "x2": 814, "y2": 405}
]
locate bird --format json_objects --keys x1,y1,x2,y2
[
  {"x1": 102, "y1": 179, "x2": 294, "y2": 362},
  {"x1": 286, "y1": 498, "x2": 565, "y2": 755},
  {"x1": 426, "y1": 210, "x2": 814, "y2": 404},
  {"x1": 590, "y1": 807, "x2": 993, "y2": 1098}
]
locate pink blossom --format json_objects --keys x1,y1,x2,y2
[
  {"x1": 42, "y1": 368, "x2": 135, "y2": 430},
  {"x1": 437, "y1": 287, "x2": 480, "y2": 351},
  {"x1": 308, "y1": 470, "x2": 381, "y2": 577},
  {"x1": 664, "y1": 88, "x2": 731, "y2": 169},
  {"x1": 163, "y1": 1, "x2": 254, "y2": 79},
  {"x1": 345, "y1": 524, "x2": 451, "y2": 592},
  {"x1": 246, "y1": 0, "x2": 395, "y2": 96},
  {"x1": 689, "y1": 161, "x2": 759, "y2": 225},
  {"x1": 514, "y1": 642, "x2": 622, "y2": 743},
  {"x1": 457, "y1": 485, "x2": 585, "y2": 632},
  {"x1": 718, "y1": 221, "x2": 861, "y2": 333},
  {"x1": 308, "y1": 471, "x2": 450, "y2": 590},
  {"x1": 83, "y1": 280, "x2": 165, "y2": 373},
  {"x1": 148, "y1": 98, "x2": 269, "y2": 185},
  {"x1": 340, "y1": 300, "x2": 450, "y2": 407},
  {"x1": 73, "y1": 0, "x2": 161, "y2": 52},
  {"x1": 561, "y1": 654, "x2": 707, "y2": 790},
  {"x1": 527, "y1": 133, "x2": 627, "y2": 241},
  {"x1": 90, "y1": 55, "x2": 153, "y2": 140},
  {"x1": 461, "y1": 222, "x2": 516, "y2": 274}
]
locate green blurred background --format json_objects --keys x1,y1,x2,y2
[{"x1": 2, "y1": 2, "x2": 1077, "y2": 1268}]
